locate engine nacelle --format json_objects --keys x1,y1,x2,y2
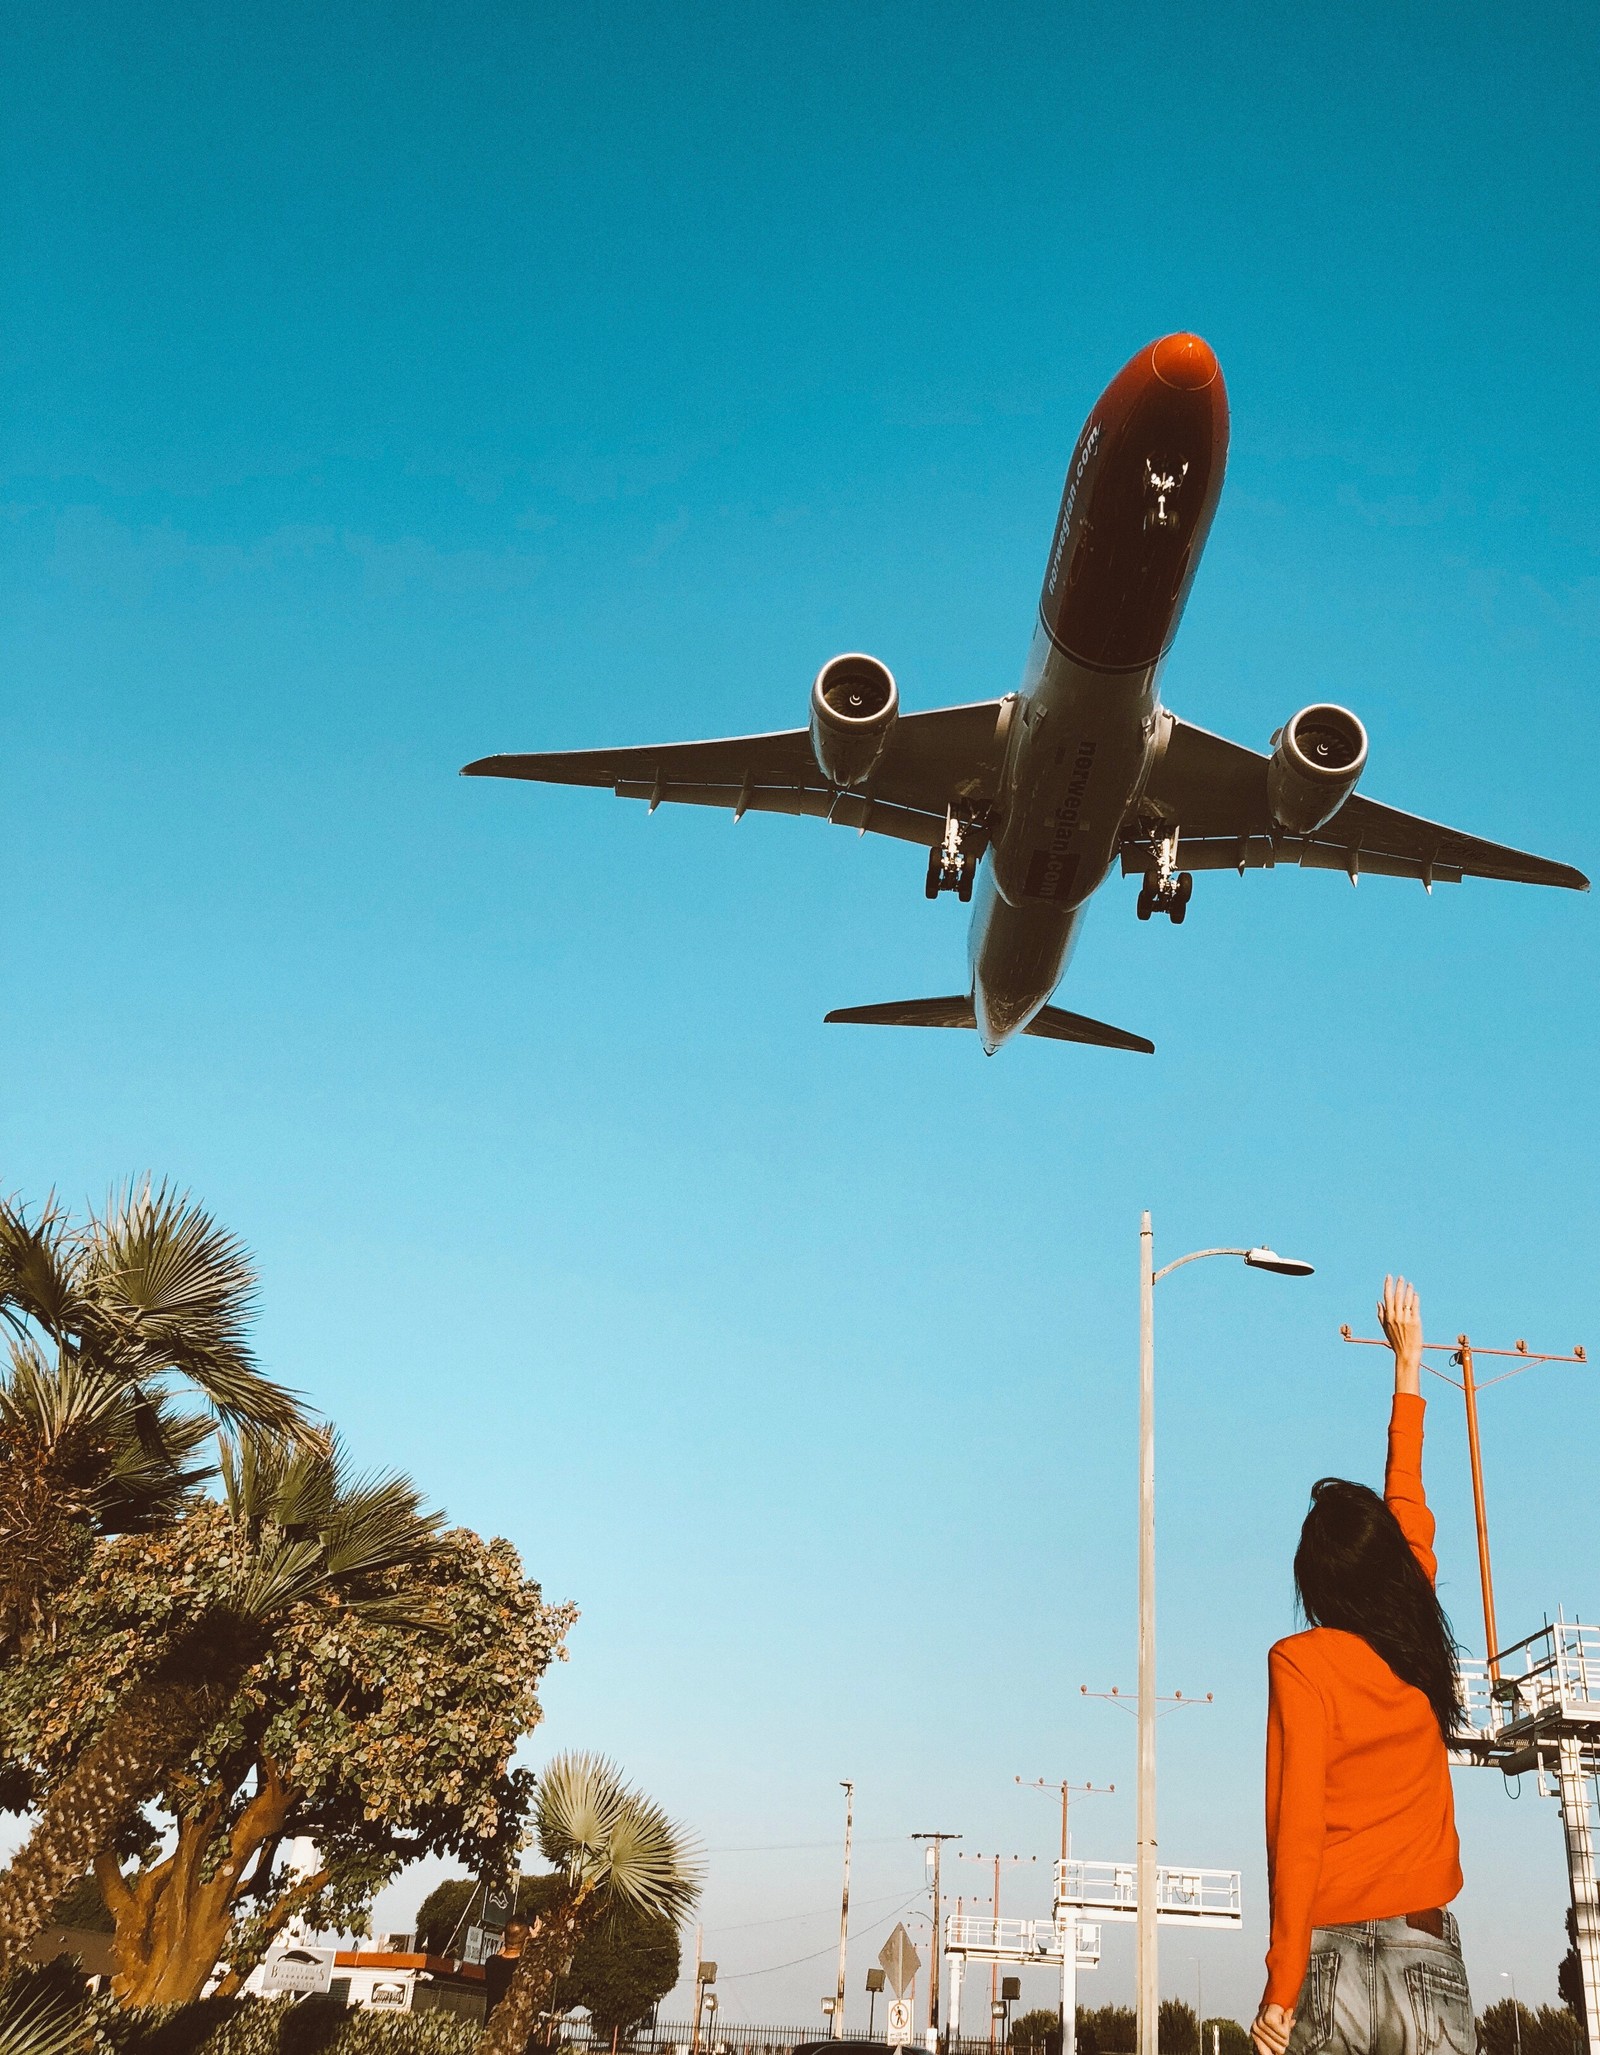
[
  {"x1": 809, "y1": 653, "x2": 899, "y2": 790},
  {"x1": 1267, "y1": 704, "x2": 1369, "y2": 835}
]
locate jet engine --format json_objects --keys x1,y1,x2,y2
[
  {"x1": 1267, "y1": 704, "x2": 1368, "y2": 835},
  {"x1": 809, "y1": 653, "x2": 899, "y2": 789}
]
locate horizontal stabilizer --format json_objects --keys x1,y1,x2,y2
[
  {"x1": 823, "y1": 996, "x2": 1153, "y2": 1053},
  {"x1": 1025, "y1": 1004, "x2": 1154, "y2": 1054},
  {"x1": 824, "y1": 996, "x2": 977, "y2": 1030}
]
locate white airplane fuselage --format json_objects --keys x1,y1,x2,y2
[{"x1": 965, "y1": 331, "x2": 1230, "y2": 1051}]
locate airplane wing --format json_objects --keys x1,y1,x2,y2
[
  {"x1": 1132, "y1": 716, "x2": 1590, "y2": 890},
  {"x1": 461, "y1": 699, "x2": 1010, "y2": 852}
]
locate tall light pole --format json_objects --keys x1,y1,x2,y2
[
  {"x1": 1501, "y1": 1973, "x2": 1522, "y2": 2055},
  {"x1": 833, "y1": 1781, "x2": 854, "y2": 2039},
  {"x1": 1136, "y1": 1213, "x2": 1313, "y2": 2055}
]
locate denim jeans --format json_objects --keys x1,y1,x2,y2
[{"x1": 1286, "y1": 1914, "x2": 1474, "y2": 2055}]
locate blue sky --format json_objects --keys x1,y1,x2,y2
[{"x1": 2, "y1": 0, "x2": 1598, "y2": 2025}]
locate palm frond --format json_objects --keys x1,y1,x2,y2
[
  {"x1": 533, "y1": 1754, "x2": 702, "y2": 1923},
  {"x1": 79, "y1": 1182, "x2": 301, "y2": 1434},
  {"x1": 217, "y1": 1429, "x2": 443, "y2": 1624},
  {"x1": 599, "y1": 1790, "x2": 704, "y2": 1924},
  {"x1": 0, "y1": 1349, "x2": 213, "y2": 1536},
  {"x1": 0, "y1": 1346, "x2": 123, "y2": 1448},
  {"x1": 318, "y1": 1473, "x2": 443, "y2": 1580},
  {"x1": 0, "y1": 1984, "x2": 91, "y2": 2055},
  {"x1": 100, "y1": 1391, "x2": 215, "y2": 1532},
  {"x1": 0, "y1": 1197, "x2": 88, "y2": 1348}
]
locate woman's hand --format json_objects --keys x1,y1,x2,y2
[
  {"x1": 1251, "y1": 2004, "x2": 1294, "y2": 2055},
  {"x1": 1378, "y1": 1273, "x2": 1424, "y2": 1394}
]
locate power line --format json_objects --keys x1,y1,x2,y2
[
  {"x1": 716, "y1": 1892, "x2": 925, "y2": 1981},
  {"x1": 706, "y1": 1836, "x2": 908, "y2": 1855},
  {"x1": 705, "y1": 1886, "x2": 922, "y2": 1936}
]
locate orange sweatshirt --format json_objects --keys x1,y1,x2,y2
[{"x1": 1263, "y1": 1392, "x2": 1462, "y2": 2010}]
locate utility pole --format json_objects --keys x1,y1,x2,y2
[
  {"x1": 833, "y1": 1781, "x2": 854, "y2": 2039},
  {"x1": 913, "y1": 1833, "x2": 962, "y2": 2043},
  {"x1": 959, "y1": 1853, "x2": 1038, "y2": 2051},
  {"x1": 1339, "y1": 1322, "x2": 1586, "y2": 1676},
  {"x1": 1016, "y1": 1778, "x2": 1113, "y2": 2055},
  {"x1": 1016, "y1": 1777, "x2": 1114, "y2": 1870}
]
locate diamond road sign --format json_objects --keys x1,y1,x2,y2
[{"x1": 879, "y1": 1925, "x2": 921, "y2": 1999}]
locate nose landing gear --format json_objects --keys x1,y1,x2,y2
[
  {"x1": 925, "y1": 812, "x2": 978, "y2": 902},
  {"x1": 1135, "y1": 828, "x2": 1192, "y2": 924}
]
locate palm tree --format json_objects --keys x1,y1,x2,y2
[
  {"x1": 0, "y1": 1428, "x2": 443, "y2": 1972},
  {"x1": 0, "y1": 1348, "x2": 214, "y2": 1661},
  {"x1": 480, "y1": 1755, "x2": 702, "y2": 2055},
  {"x1": 0, "y1": 1182, "x2": 302, "y2": 1659}
]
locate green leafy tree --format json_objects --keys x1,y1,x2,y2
[
  {"x1": 478, "y1": 1756, "x2": 700, "y2": 2055},
  {"x1": 0, "y1": 1183, "x2": 300, "y2": 1665},
  {"x1": 1158, "y1": 2001, "x2": 1197, "y2": 2055},
  {"x1": 417, "y1": 1876, "x2": 565, "y2": 1957},
  {"x1": 1560, "y1": 1907, "x2": 1586, "y2": 2036},
  {"x1": 1481, "y1": 2002, "x2": 1582, "y2": 2055},
  {"x1": 45, "y1": 1878, "x2": 112, "y2": 1936},
  {"x1": 564, "y1": 1910, "x2": 679, "y2": 2042},
  {"x1": 418, "y1": 1877, "x2": 676, "y2": 2043},
  {"x1": 1083, "y1": 2008, "x2": 1135, "y2": 2055},
  {"x1": 0, "y1": 1431, "x2": 442, "y2": 1975},
  {"x1": 1010, "y1": 2009, "x2": 1061, "y2": 2055},
  {"x1": 68, "y1": 1518, "x2": 566, "y2": 2005}
]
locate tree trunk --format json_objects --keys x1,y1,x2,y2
[
  {"x1": 480, "y1": 1898, "x2": 589, "y2": 2055},
  {"x1": 0, "y1": 1441, "x2": 92, "y2": 1664},
  {"x1": 95, "y1": 1760, "x2": 302, "y2": 2007},
  {"x1": 0, "y1": 1623, "x2": 256, "y2": 1974}
]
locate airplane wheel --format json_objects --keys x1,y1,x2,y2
[
  {"x1": 1170, "y1": 899, "x2": 1187, "y2": 925},
  {"x1": 1136, "y1": 893, "x2": 1153, "y2": 921},
  {"x1": 1176, "y1": 870, "x2": 1194, "y2": 905},
  {"x1": 957, "y1": 869, "x2": 975, "y2": 904},
  {"x1": 925, "y1": 850, "x2": 941, "y2": 900}
]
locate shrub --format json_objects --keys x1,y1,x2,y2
[{"x1": 98, "y1": 1998, "x2": 481, "y2": 2055}]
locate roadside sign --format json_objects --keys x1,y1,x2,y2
[
  {"x1": 886, "y1": 1999, "x2": 913, "y2": 2047},
  {"x1": 262, "y1": 1946, "x2": 335, "y2": 1996},
  {"x1": 878, "y1": 1925, "x2": 921, "y2": 1999},
  {"x1": 482, "y1": 1885, "x2": 514, "y2": 1932}
]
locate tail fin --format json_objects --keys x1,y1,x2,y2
[{"x1": 823, "y1": 996, "x2": 1153, "y2": 1054}]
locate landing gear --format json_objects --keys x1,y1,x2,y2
[
  {"x1": 926, "y1": 812, "x2": 979, "y2": 901},
  {"x1": 1136, "y1": 827, "x2": 1192, "y2": 924}
]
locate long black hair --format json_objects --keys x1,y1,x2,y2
[{"x1": 1294, "y1": 1477, "x2": 1462, "y2": 1739}]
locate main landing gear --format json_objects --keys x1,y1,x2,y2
[
  {"x1": 1135, "y1": 828, "x2": 1192, "y2": 924},
  {"x1": 926, "y1": 813, "x2": 977, "y2": 902}
]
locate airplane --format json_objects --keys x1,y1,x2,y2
[{"x1": 462, "y1": 331, "x2": 1587, "y2": 1055}]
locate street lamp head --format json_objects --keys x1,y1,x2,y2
[{"x1": 1244, "y1": 1247, "x2": 1315, "y2": 1277}]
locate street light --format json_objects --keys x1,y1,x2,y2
[
  {"x1": 1501, "y1": 1973, "x2": 1522, "y2": 2055},
  {"x1": 1135, "y1": 1212, "x2": 1314, "y2": 2055}
]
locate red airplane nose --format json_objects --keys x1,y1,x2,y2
[{"x1": 1151, "y1": 332, "x2": 1218, "y2": 391}]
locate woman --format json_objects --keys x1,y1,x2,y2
[{"x1": 1251, "y1": 1276, "x2": 1474, "y2": 2055}]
